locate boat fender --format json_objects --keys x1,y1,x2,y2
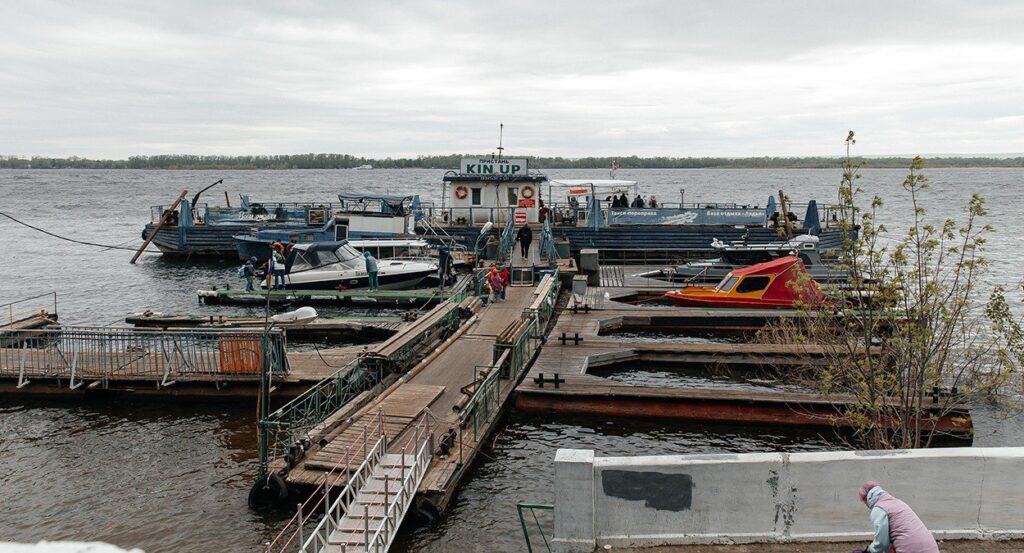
[
  {"x1": 521, "y1": 185, "x2": 535, "y2": 199},
  {"x1": 247, "y1": 471, "x2": 290, "y2": 512},
  {"x1": 454, "y1": 185, "x2": 469, "y2": 199}
]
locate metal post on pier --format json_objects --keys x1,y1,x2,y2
[
  {"x1": 363, "y1": 504, "x2": 370, "y2": 553},
  {"x1": 324, "y1": 471, "x2": 331, "y2": 520},
  {"x1": 297, "y1": 503, "x2": 305, "y2": 552}
]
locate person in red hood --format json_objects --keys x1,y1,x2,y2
[{"x1": 498, "y1": 265, "x2": 510, "y2": 300}]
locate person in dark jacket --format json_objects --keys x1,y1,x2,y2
[
  {"x1": 631, "y1": 195, "x2": 645, "y2": 208},
  {"x1": 516, "y1": 225, "x2": 533, "y2": 258},
  {"x1": 854, "y1": 482, "x2": 939, "y2": 553},
  {"x1": 617, "y1": 192, "x2": 629, "y2": 207},
  {"x1": 242, "y1": 256, "x2": 257, "y2": 291}
]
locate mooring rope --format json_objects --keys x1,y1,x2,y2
[{"x1": 0, "y1": 211, "x2": 158, "y2": 253}]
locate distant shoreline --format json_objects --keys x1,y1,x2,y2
[{"x1": 2, "y1": 154, "x2": 1022, "y2": 170}]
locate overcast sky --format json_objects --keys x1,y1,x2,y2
[{"x1": 2, "y1": 1, "x2": 1023, "y2": 158}]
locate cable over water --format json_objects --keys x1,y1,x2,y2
[{"x1": 0, "y1": 210, "x2": 159, "y2": 253}]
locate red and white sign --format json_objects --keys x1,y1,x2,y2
[
  {"x1": 568, "y1": 187, "x2": 590, "y2": 195},
  {"x1": 514, "y1": 210, "x2": 527, "y2": 224},
  {"x1": 518, "y1": 199, "x2": 535, "y2": 208}
]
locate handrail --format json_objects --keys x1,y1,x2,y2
[
  {"x1": 363, "y1": 415, "x2": 433, "y2": 553},
  {"x1": 264, "y1": 411, "x2": 388, "y2": 553},
  {"x1": 1, "y1": 292, "x2": 58, "y2": 328},
  {"x1": 497, "y1": 216, "x2": 516, "y2": 262},
  {"x1": 0, "y1": 326, "x2": 286, "y2": 384},
  {"x1": 516, "y1": 503, "x2": 554, "y2": 553}
]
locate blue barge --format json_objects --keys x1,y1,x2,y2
[
  {"x1": 142, "y1": 194, "x2": 420, "y2": 257},
  {"x1": 415, "y1": 157, "x2": 852, "y2": 259}
]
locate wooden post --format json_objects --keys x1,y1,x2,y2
[
  {"x1": 131, "y1": 189, "x2": 187, "y2": 264},
  {"x1": 224, "y1": 190, "x2": 232, "y2": 208},
  {"x1": 778, "y1": 189, "x2": 793, "y2": 239}
]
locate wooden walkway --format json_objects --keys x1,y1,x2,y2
[{"x1": 285, "y1": 282, "x2": 543, "y2": 514}]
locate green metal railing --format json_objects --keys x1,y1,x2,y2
[
  {"x1": 497, "y1": 216, "x2": 516, "y2": 261},
  {"x1": 455, "y1": 272, "x2": 561, "y2": 469},
  {"x1": 517, "y1": 503, "x2": 554, "y2": 553},
  {"x1": 258, "y1": 359, "x2": 383, "y2": 474},
  {"x1": 538, "y1": 219, "x2": 559, "y2": 267},
  {"x1": 457, "y1": 359, "x2": 505, "y2": 448},
  {"x1": 256, "y1": 276, "x2": 475, "y2": 476}
]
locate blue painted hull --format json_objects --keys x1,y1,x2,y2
[{"x1": 419, "y1": 225, "x2": 853, "y2": 257}]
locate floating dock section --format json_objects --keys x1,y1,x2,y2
[
  {"x1": 197, "y1": 276, "x2": 473, "y2": 308},
  {"x1": 515, "y1": 284, "x2": 972, "y2": 435}
]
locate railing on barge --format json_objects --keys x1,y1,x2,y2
[
  {"x1": 0, "y1": 292, "x2": 58, "y2": 329},
  {"x1": 0, "y1": 326, "x2": 287, "y2": 389}
]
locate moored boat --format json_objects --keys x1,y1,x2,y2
[
  {"x1": 415, "y1": 156, "x2": 857, "y2": 259},
  {"x1": 646, "y1": 234, "x2": 851, "y2": 284},
  {"x1": 664, "y1": 256, "x2": 825, "y2": 309},
  {"x1": 269, "y1": 241, "x2": 436, "y2": 291}
]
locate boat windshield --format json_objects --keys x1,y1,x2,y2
[
  {"x1": 288, "y1": 243, "x2": 363, "y2": 273},
  {"x1": 716, "y1": 275, "x2": 739, "y2": 292}
]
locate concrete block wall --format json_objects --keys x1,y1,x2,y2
[{"x1": 551, "y1": 447, "x2": 1024, "y2": 552}]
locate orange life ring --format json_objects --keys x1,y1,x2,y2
[
  {"x1": 454, "y1": 185, "x2": 469, "y2": 200},
  {"x1": 521, "y1": 185, "x2": 535, "y2": 199}
]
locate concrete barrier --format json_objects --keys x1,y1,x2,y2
[{"x1": 552, "y1": 447, "x2": 1024, "y2": 552}]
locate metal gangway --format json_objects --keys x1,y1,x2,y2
[{"x1": 266, "y1": 412, "x2": 434, "y2": 553}]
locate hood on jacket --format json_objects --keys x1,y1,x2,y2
[{"x1": 865, "y1": 486, "x2": 886, "y2": 509}]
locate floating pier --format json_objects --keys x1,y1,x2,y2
[
  {"x1": 126, "y1": 312, "x2": 404, "y2": 341},
  {"x1": 0, "y1": 324, "x2": 382, "y2": 399},
  {"x1": 197, "y1": 278, "x2": 471, "y2": 308},
  {"x1": 515, "y1": 283, "x2": 972, "y2": 435},
  {"x1": 261, "y1": 241, "x2": 562, "y2": 552}
]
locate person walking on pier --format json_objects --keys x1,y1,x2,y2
[
  {"x1": 242, "y1": 256, "x2": 257, "y2": 291},
  {"x1": 487, "y1": 266, "x2": 504, "y2": 303},
  {"x1": 499, "y1": 264, "x2": 510, "y2": 300},
  {"x1": 364, "y1": 250, "x2": 379, "y2": 290},
  {"x1": 517, "y1": 224, "x2": 533, "y2": 259},
  {"x1": 854, "y1": 481, "x2": 938, "y2": 553},
  {"x1": 271, "y1": 246, "x2": 287, "y2": 290}
]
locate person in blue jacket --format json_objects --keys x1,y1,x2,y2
[{"x1": 364, "y1": 251, "x2": 379, "y2": 290}]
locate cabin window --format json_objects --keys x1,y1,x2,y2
[
  {"x1": 507, "y1": 187, "x2": 518, "y2": 205},
  {"x1": 736, "y1": 276, "x2": 771, "y2": 293},
  {"x1": 717, "y1": 276, "x2": 739, "y2": 292},
  {"x1": 471, "y1": 188, "x2": 482, "y2": 206}
]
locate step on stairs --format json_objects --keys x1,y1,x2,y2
[{"x1": 326, "y1": 454, "x2": 418, "y2": 552}]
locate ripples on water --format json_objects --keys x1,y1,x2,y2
[{"x1": 1, "y1": 168, "x2": 1023, "y2": 552}]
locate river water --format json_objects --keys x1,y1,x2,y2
[{"x1": 2, "y1": 168, "x2": 1023, "y2": 552}]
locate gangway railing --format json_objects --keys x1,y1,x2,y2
[
  {"x1": 497, "y1": 216, "x2": 516, "y2": 262},
  {"x1": 0, "y1": 326, "x2": 286, "y2": 389},
  {"x1": 361, "y1": 415, "x2": 433, "y2": 553},
  {"x1": 263, "y1": 411, "x2": 387, "y2": 553},
  {"x1": 538, "y1": 220, "x2": 559, "y2": 267}
]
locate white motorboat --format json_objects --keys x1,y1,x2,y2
[{"x1": 266, "y1": 241, "x2": 436, "y2": 290}]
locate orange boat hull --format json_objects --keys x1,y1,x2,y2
[{"x1": 664, "y1": 290, "x2": 801, "y2": 309}]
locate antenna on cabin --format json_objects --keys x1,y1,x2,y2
[{"x1": 496, "y1": 123, "x2": 504, "y2": 159}]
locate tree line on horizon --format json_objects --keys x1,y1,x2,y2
[{"x1": 1, "y1": 153, "x2": 1022, "y2": 170}]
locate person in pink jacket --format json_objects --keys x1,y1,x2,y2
[{"x1": 854, "y1": 481, "x2": 939, "y2": 553}]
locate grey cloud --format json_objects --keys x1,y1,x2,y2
[{"x1": 1, "y1": 0, "x2": 1023, "y2": 157}]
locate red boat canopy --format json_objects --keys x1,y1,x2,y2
[{"x1": 731, "y1": 256, "x2": 822, "y2": 305}]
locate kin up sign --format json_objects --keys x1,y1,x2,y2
[{"x1": 460, "y1": 158, "x2": 528, "y2": 176}]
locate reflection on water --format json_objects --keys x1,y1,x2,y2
[{"x1": 588, "y1": 360, "x2": 809, "y2": 392}]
